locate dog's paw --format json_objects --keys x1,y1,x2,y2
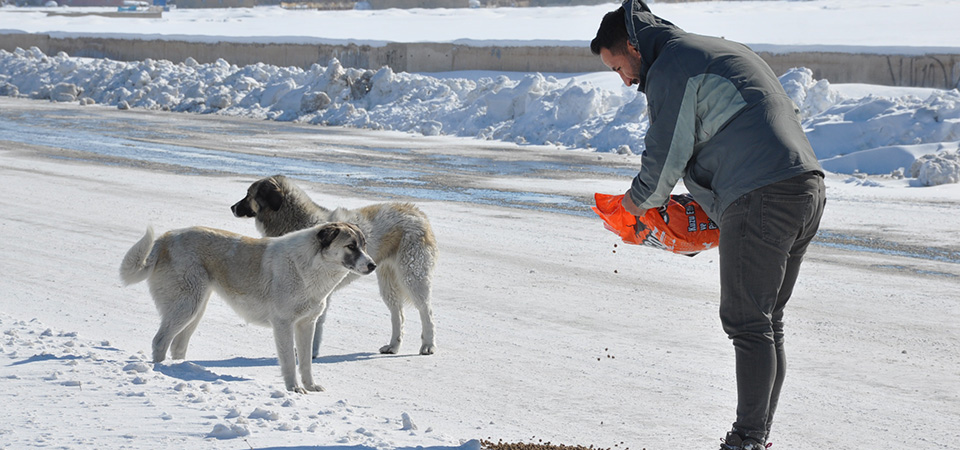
[
  {"x1": 290, "y1": 386, "x2": 308, "y2": 394},
  {"x1": 419, "y1": 344, "x2": 436, "y2": 355},
  {"x1": 379, "y1": 344, "x2": 399, "y2": 354},
  {"x1": 304, "y1": 383, "x2": 325, "y2": 392}
]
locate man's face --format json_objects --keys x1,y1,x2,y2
[{"x1": 599, "y1": 42, "x2": 643, "y2": 88}]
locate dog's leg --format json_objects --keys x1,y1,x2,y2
[
  {"x1": 296, "y1": 314, "x2": 324, "y2": 392},
  {"x1": 407, "y1": 280, "x2": 436, "y2": 356},
  {"x1": 169, "y1": 295, "x2": 210, "y2": 360},
  {"x1": 311, "y1": 301, "x2": 330, "y2": 359},
  {"x1": 151, "y1": 283, "x2": 208, "y2": 363},
  {"x1": 151, "y1": 322, "x2": 175, "y2": 363},
  {"x1": 381, "y1": 307, "x2": 405, "y2": 355},
  {"x1": 271, "y1": 321, "x2": 303, "y2": 393},
  {"x1": 377, "y1": 266, "x2": 404, "y2": 354},
  {"x1": 394, "y1": 258, "x2": 436, "y2": 355},
  {"x1": 152, "y1": 304, "x2": 197, "y2": 363}
]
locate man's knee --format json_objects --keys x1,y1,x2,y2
[{"x1": 720, "y1": 308, "x2": 774, "y2": 342}]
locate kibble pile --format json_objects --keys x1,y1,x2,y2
[{"x1": 480, "y1": 439, "x2": 642, "y2": 450}]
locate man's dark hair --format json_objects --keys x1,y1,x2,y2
[{"x1": 590, "y1": 7, "x2": 629, "y2": 56}]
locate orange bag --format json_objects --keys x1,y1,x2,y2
[{"x1": 592, "y1": 192, "x2": 719, "y2": 256}]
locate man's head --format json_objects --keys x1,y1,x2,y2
[{"x1": 591, "y1": 7, "x2": 643, "y2": 88}]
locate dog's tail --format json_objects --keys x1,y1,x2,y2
[{"x1": 119, "y1": 227, "x2": 157, "y2": 286}]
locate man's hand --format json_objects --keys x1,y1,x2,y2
[{"x1": 621, "y1": 189, "x2": 645, "y2": 216}]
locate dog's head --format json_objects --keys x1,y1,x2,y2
[
  {"x1": 231, "y1": 175, "x2": 287, "y2": 219},
  {"x1": 317, "y1": 222, "x2": 376, "y2": 276}
]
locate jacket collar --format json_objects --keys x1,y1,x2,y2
[{"x1": 621, "y1": 0, "x2": 682, "y2": 93}]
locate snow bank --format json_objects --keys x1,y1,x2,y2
[
  {"x1": 0, "y1": 47, "x2": 646, "y2": 154},
  {"x1": 2, "y1": 48, "x2": 959, "y2": 185},
  {"x1": 802, "y1": 88, "x2": 960, "y2": 162},
  {"x1": 785, "y1": 68, "x2": 960, "y2": 184},
  {"x1": 909, "y1": 145, "x2": 960, "y2": 186}
]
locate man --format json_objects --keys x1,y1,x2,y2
[{"x1": 590, "y1": 1, "x2": 826, "y2": 449}]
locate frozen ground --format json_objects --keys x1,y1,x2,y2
[
  {"x1": 2, "y1": 0, "x2": 959, "y2": 180},
  {"x1": 1, "y1": 96, "x2": 959, "y2": 450},
  {"x1": 2, "y1": 49, "x2": 959, "y2": 185},
  {"x1": 0, "y1": 1, "x2": 959, "y2": 449}
]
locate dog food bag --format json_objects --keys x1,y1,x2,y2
[{"x1": 592, "y1": 192, "x2": 719, "y2": 256}]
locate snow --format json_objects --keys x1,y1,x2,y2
[
  {"x1": 3, "y1": 1, "x2": 960, "y2": 183},
  {"x1": 3, "y1": 0, "x2": 960, "y2": 54},
  {"x1": 2, "y1": 51, "x2": 960, "y2": 185},
  {"x1": 1, "y1": 1, "x2": 959, "y2": 449}
]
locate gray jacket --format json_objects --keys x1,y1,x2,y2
[{"x1": 622, "y1": 0, "x2": 822, "y2": 222}]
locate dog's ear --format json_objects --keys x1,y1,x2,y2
[
  {"x1": 317, "y1": 224, "x2": 341, "y2": 249},
  {"x1": 256, "y1": 178, "x2": 285, "y2": 212}
]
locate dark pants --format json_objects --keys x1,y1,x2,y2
[{"x1": 718, "y1": 171, "x2": 826, "y2": 442}]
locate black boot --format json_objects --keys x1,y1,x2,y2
[{"x1": 720, "y1": 431, "x2": 767, "y2": 450}]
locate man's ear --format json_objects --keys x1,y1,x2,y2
[{"x1": 626, "y1": 41, "x2": 641, "y2": 58}]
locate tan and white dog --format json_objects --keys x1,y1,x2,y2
[
  {"x1": 119, "y1": 222, "x2": 376, "y2": 393},
  {"x1": 231, "y1": 175, "x2": 438, "y2": 357}
]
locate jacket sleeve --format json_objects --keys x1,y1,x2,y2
[{"x1": 629, "y1": 63, "x2": 699, "y2": 211}]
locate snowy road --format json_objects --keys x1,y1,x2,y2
[
  {"x1": 1, "y1": 96, "x2": 958, "y2": 449},
  {"x1": 0, "y1": 97, "x2": 638, "y2": 216},
  {"x1": 3, "y1": 97, "x2": 958, "y2": 263}
]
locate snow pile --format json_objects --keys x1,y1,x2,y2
[
  {"x1": 2, "y1": 48, "x2": 959, "y2": 185},
  {"x1": 802, "y1": 87, "x2": 960, "y2": 161},
  {"x1": 782, "y1": 67, "x2": 960, "y2": 183},
  {"x1": 779, "y1": 67, "x2": 840, "y2": 120},
  {"x1": 0, "y1": 47, "x2": 646, "y2": 154},
  {"x1": 909, "y1": 145, "x2": 960, "y2": 186}
]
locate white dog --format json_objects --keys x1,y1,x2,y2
[
  {"x1": 119, "y1": 222, "x2": 375, "y2": 393},
  {"x1": 231, "y1": 175, "x2": 438, "y2": 357}
]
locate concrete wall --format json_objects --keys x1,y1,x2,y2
[
  {"x1": 759, "y1": 51, "x2": 960, "y2": 90},
  {"x1": 2, "y1": 33, "x2": 958, "y2": 89}
]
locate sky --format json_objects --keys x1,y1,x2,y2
[{"x1": 0, "y1": 1, "x2": 959, "y2": 450}]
